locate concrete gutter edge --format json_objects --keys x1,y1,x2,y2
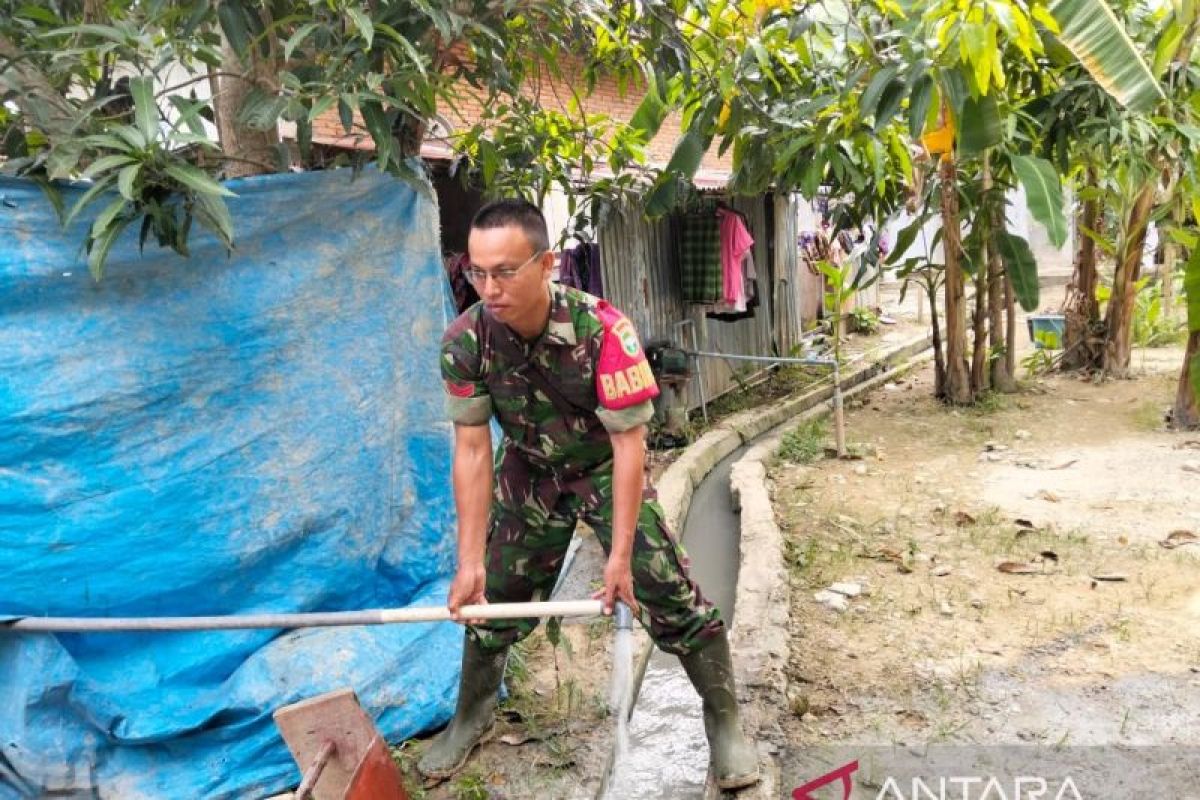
[
  {"x1": 657, "y1": 333, "x2": 934, "y2": 532},
  {"x1": 721, "y1": 339, "x2": 934, "y2": 799},
  {"x1": 725, "y1": 334, "x2": 933, "y2": 681},
  {"x1": 639, "y1": 333, "x2": 931, "y2": 799}
]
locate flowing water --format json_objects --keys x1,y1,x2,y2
[
  {"x1": 600, "y1": 443, "x2": 749, "y2": 799},
  {"x1": 609, "y1": 603, "x2": 634, "y2": 762}
]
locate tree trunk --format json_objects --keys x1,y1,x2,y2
[
  {"x1": 1162, "y1": 240, "x2": 1176, "y2": 317},
  {"x1": 1005, "y1": 272, "x2": 1017, "y2": 381},
  {"x1": 1062, "y1": 167, "x2": 1102, "y2": 371},
  {"x1": 971, "y1": 153, "x2": 993, "y2": 395},
  {"x1": 1173, "y1": 331, "x2": 1200, "y2": 429},
  {"x1": 929, "y1": 279, "x2": 946, "y2": 399},
  {"x1": 971, "y1": 253, "x2": 988, "y2": 393},
  {"x1": 941, "y1": 152, "x2": 972, "y2": 404},
  {"x1": 1102, "y1": 183, "x2": 1156, "y2": 376},
  {"x1": 215, "y1": 29, "x2": 280, "y2": 177},
  {"x1": 988, "y1": 222, "x2": 1016, "y2": 392},
  {"x1": 1162, "y1": 203, "x2": 1180, "y2": 319}
]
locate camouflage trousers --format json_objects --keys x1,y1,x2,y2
[{"x1": 470, "y1": 447, "x2": 723, "y2": 656}]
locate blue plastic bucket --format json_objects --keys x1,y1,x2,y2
[{"x1": 1027, "y1": 313, "x2": 1066, "y2": 349}]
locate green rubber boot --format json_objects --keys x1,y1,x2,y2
[
  {"x1": 679, "y1": 630, "x2": 761, "y2": 791},
  {"x1": 417, "y1": 633, "x2": 508, "y2": 781}
]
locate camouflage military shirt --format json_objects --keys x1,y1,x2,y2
[{"x1": 440, "y1": 284, "x2": 657, "y2": 475}]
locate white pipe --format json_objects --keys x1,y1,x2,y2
[{"x1": 2, "y1": 600, "x2": 606, "y2": 633}]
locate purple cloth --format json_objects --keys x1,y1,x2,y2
[{"x1": 559, "y1": 243, "x2": 603, "y2": 297}]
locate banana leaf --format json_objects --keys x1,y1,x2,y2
[
  {"x1": 995, "y1": 230, "x2": 1040, "y2": 311},
  {"x1": 1011, "y1": 155, "x2": 1068, "y2": 249},
  {"x1": 1047, "y1": 0, "x2": 1165, "y2": 112}
]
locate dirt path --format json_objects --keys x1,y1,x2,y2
[{"x1": 769, "y1": 348, "x2": 1200, "y2": 792}]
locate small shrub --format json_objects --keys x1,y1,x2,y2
[
  {"x1": 1132, "y1": 280, "x2": 1186, "y2": 347},
  {"x1": 850, "y1": 306, "x2": 880, "y2": 335},
  {"x1": 1021, "y1": 340, "x2": 1055, "y2": 377},
  {"x1": 779, "y1": 417, "x2": 828, "y2": 464}
]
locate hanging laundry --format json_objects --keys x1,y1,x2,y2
[
  {"x1": 680, "y1": 210, "x2": 723, "y2": 304},
  {"x1": 558, "y1": 242, "x2": 604, "y2": 297},
  {"x1": 444, "y1": 252, "x2": 479, "y2": 314},
  {"x1": 717, "y1": 206, "x2": 754, "y2": 309},
  {"x1": 707, "y1": 249, "x2": 760, "y2": 322}
]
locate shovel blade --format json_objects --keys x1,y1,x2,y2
[{"x1": 273, "y1": 688, "x2": 408, "y2": 800}]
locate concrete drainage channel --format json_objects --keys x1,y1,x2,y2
[{"x1": 579, "y1": 333, "x2": 933, "y2": 800}]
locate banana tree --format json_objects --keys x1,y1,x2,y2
[
  {"x1": 1029, "y1": 69, "x2": 1125, "y2": 369},
  {"x1": 894, "y1": 0, "x2": 1073, "y2": 403},
  {"x1": 1172, "y1": 230, "x2": 1200, "y2": 428},
  {"x1": 1045, "y1": 0, "x2": 1195, "y2": 376}
]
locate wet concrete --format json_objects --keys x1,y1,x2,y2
[{"x1": 605, "y1": 442, "x2": 750, "y2": 800}]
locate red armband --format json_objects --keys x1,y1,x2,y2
[{"x1": 595, "y1": 301, "x2": 659, "y2": 410}]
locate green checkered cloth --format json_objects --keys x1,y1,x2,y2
[{"x1": 679, "y1": 211, "x2": 722, "y2": 303}]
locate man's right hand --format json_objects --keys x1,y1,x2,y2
[{"x1": 448, "y1": 563, "x2": 488, "y2": 624}]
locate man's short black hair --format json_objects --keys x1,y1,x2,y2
[{"x1": 470, "y1": 199, "x2": 550, "y2": 253}]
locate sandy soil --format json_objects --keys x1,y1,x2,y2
[
  {"x1": 768, "y1": 347, "x2": 1200, "y2": 792},
  {"x1": 394, "y1": 619, "x2": 616, "y2": 800}
]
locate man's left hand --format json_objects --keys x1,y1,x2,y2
[{"x1": 594, "y1": 554, "x2": 640, "y2": 616}]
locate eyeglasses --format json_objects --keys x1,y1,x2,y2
[{"x1": 464, "y1": 250, "x2": 544, "y2": 286}]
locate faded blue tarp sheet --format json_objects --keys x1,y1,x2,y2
[{"x1": 0, "y1": 168, "x2": 460, "y2": 799}]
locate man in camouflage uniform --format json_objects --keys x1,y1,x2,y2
[{"x1": 418, "y1": 200, "x2": 759, "y2": 791}]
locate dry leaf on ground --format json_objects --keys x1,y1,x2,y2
[
  {"x1": 1160, "y1": 530, "x2": 1199, "y2": 549},
  {"x1": 997, "y1": 561, "x2": 1040, "y2": 575}
]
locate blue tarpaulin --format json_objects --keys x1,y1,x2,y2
[{"x1": 0, "y1": 168, "x2": 460, "y2": 798}]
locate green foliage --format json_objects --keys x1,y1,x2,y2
[
  {"x1": 450, "y1": 771, "x2": 490, "y2": 800},
  {"x1": 0, "y1": 0, "x2": 676, "y2": 274},
  {"x1": 1047, "y1": 0, "x2": 1166, "y2": 113},
  {"x1": 778, "y1": 417, "x2": 828, "y2": 465},
  {"x1": 1033, "y1": 328, "x2": 1062, "y2": 351},
  {"x1": 1098, "y1": 274, "x2": 1187, "y2": 348},
  {"x1": 1186, "y1": 247, "x2": 1200, "y2": 336},
  {"x1": 958, "y1": 94, "x2": 1002, "y2": 156},
  {"x1": 994, "y1": 231, "x2": 1040, "y2": 312},
  {"x1": 1191, "y1": 348, "x2": 1200, "y2": 407},
  {"x1": 1021, "y1": 343, "x2": 1056, "y2": 377},
  {"x1": 820, "y1": 255, "x2": 875, "y2": 364},
  {"x1": 850, "y1": 306, "x2": 880, "y2": 335},
  {"x1": 1132, "y1": 277, "x2": 1186, "y2": 347},
  {"x1": 1010, "y1": 155, "x2": 1068, "y2": 249}
]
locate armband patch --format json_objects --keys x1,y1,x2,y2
[
  {"x1": 595, "y1": 301, "x2": 659, "y2": 410},
  {"x1": 445, "y1": 380, "x2": 476, "y2": 399}
]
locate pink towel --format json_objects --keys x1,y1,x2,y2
[{"x1": 717, "y1": 208, "x2": 754, "y2": 308}]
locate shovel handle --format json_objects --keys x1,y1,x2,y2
[
  {"x1": 2, "y1": 599, "x2": 606, "y2": 633},
  {"x1": 294, "y1": 740, "x2": 335, "y2": 800},
  {"x1": 379, "y1": 600, "x2": 604, "y2": 623}
]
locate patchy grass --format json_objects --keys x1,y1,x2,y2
[
  {"x1": 778, "y1": 417, "x2": 830, "y2": 464},
  {"x1": 1132, "y1": 400, "x2": 1166, "y2": 431},
  {"x1": 969, "y1": 391, "x2": 1013, "y2": 416},
  {"x1": 700, "y1": 364, "x2": 830, "y2": 424},
  {"x1": 449, "y1": 771, "x2": 490, "y2": 800},
  {"x1": 392, "y1": 740, "x2": 429, "y2": 800}
]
